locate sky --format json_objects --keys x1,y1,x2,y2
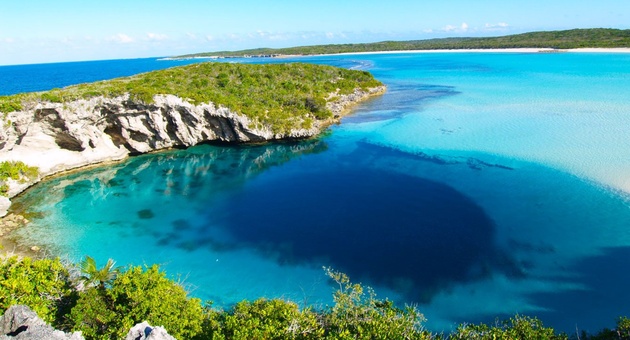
[{"x1": 1, "y1": 0, "x2": 629, "y2": 66}]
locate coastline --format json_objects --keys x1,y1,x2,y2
[
  {"x1": 0, "y1": 86, "x2": 386, "y2": 257},
  {"x1": 322, "y1": 47, "x2": 630, "y2": 57},
  {"x1": 168, "y1": 48, "x2": 630, "y2": 62}
]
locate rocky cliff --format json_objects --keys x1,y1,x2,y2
[{"x1": 0, "y1": 86, "x2": 384, "y2": 203}]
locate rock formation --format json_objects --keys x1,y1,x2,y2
[
  {"x1": 0, "y1": 305, "x2": 83, "y2": 340},
  {"x1": 125, "y1": 321, "x2": 175, "y2": 340},
  {"x1": 0, "y1": 86, "x2": 385, "y2": 211},
  {"x1": 0, "y1": 87, "x2": 385, "y2": 197}
]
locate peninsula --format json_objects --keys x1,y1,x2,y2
[
  {"x1": 176, "y1": 28, "x2": 630, "y2": 59},
  {"x1": 0, "y1": 62, "x2": 385, "y2": 211}
]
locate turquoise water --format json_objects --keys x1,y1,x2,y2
[{"x1": 8, "y1": 52, "x2": 630, "y2": 333}]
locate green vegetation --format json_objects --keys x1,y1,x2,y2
[
  {"x1": 0, "y1": 62, "x2": 382, "y2": 134},
  {"x1": 0, "y1": 256, "x2": 74, "y2": 324},
  {"x1": 180, "y1": 28, "x2": 630, "y2": 58},
  {"x1": 69, "y1": 264, "x2": 205, "y2": 339},
  {"x1": 0, "y1": 160, "x2": 39, "y2": 196},
  {"x1": 1, "y1": 255, "x2": 630, "y2": 339}
]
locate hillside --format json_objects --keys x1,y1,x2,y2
[
  {"x1": 178, "y1": 28, "x2": 630, "y2": 58},
  {"x1": 0, "y1": 62, "x2": 383, "y2": 134},
  {"x1": 0, "y1": 62, "x2": 384, "y2": 202}
]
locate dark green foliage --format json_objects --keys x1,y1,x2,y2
[
  {"x1": 181, "y1": 28, "x2": 630, "y2": 58},
  {"x1": 449, "y1": 315, "x2": 566, "y2": 340},
  {"x1": 2, "y1": 256, "x2": 629, "y2": 339},
  {"x1": 215, "y1": 298, "x2": 324, "y2": 340},
  {"x1": 0, "y1": 256, "x2": 74, "y2": 325},
  {"x1": 69, "y1": 264, "x2": 205, "y2": 339},
  {"x1": 68, "y1": 288, "x2": 116, "y2": 340},
  {"x1": 322, "y1": 268, "x2": 430, "y2": 340},
  {"x1": 79, "y1": 256, "x2": 119, "y2": 290},
  {"x1": 0, "y1": 62, "x2": 382, "y2": 135},
  {"x1": 589, "y1": 316, "x2": 630, "y2": 339}
]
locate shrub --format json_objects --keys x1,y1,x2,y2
[
  {"x1": 0, "y1": 256, "x2": 74, "y2": 325},
  {"x1": 0, "y1": 161, "x2": 39, "y2": 196},
  {"x1": 216, "y1": 298, "x2": 324, "y2": 340},
  {"x1": 590, "y1": 316, "x2": 630, "y2": 340},
  {"x1": 322, "y1": 267, "x2": 429, "y2": 340},
  {"x1": 449, "y1": 315, "x2": 565, "y2": 340},
  {"x1": 69, "y1": 264, "x2": 205, "y2": 339},
  {"x1": 0, "y1": 96, "x2": 23, "y2": 113}
]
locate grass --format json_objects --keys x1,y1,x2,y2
[{"x1": 0, "y1": 62, "x2": 383, "y2": 134}]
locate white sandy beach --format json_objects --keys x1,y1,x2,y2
[{"x1": 330, "y1": 47, "x2": 630, "y2": 56}]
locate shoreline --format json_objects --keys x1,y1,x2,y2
[
  {"x1": 319, "y1": 47, "x2": 630, "y2": 57},
  {"x1": 166, "y1": 48, "x2": 630, "y2": 62},
  {"x1": 0, "y1": 86, "x2": 386, "y2": 257}
]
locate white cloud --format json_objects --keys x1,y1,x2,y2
[
  {"x1": 2, "y1": 38, "x2": 15, "y2": 43},
  {"x1": 147, "y1": 33, "x2": 168, "y2": 41},
  {"x1": 443, "y1": 22, "x2": 470, "y2": 33},
  {"x1": 484, "y1": 22, "x2": 510, "y2": 31},
  {"x1": 325, "y1": 32, "x2": 335, "y2": 39},
  {"x1": 108, "y1": 33, "x2": 134, "y2": 44},
  {"x1": 205, "y1": 35, "x2": 214, "y2": 41},
  {"x1": 443, "y1": 25, "x2": 458, "y2": 32}
]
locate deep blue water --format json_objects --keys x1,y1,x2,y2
[{"x1": 4, "y1": 53, "x2": 630, "y2": 333}]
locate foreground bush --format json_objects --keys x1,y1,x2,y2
[
  {"x1": 323, "y1": 267, "x2": 430, "y2": 340},
  {"x1": 69, "y1": 264, "x2": 204, "y2": 339},
  {"x1": 1, "y1": 256, "x2": 629, "y2": 339},
  {"x1": 211, "y1": 298, "x2": 323, "y2": 340},
  {"x1": 449, "y1": 315, "x2": 565, "y2": 340},
  {"x1": 0, "y1": 256, "x2": 73, "y2": 324}
]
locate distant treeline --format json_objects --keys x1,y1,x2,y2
[{"x1": 179, "y1": 28, "x2": 630, "y2": 58}]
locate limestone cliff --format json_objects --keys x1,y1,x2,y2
[{"x1": 0, "y1": 86, "x2": 385, "y2": 202}]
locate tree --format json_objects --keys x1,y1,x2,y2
[{"x1": 79, "y1": 256, "x2": 119, "y2": 290}]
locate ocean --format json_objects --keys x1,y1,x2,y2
[{"x1": 3, "y1": 52, "x2": 630, "y2": 333}]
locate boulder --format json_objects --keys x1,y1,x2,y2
[
  {"x1": 125, "y1": 321, "x2": 175, "y2": 340},
  {"x1": 0, "y1": 305, "x2": 83, "y2": 340}
]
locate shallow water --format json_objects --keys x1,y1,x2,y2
[{"x1": 7, "y1": 52, "x2": 630, "y2": 333}]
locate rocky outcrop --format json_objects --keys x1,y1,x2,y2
[
  {"x1": 0, "y1": 87, "x2": 384, "y2": 198},
  {"x1": 0, "y1": 305, "x2": 83, "y2": 340},
  {"x1": 0, "y1": 306, "x2": 178, "y2": 340},
  {"x1": 125, "y1": 322, "x2": 175, "y2": 340}
]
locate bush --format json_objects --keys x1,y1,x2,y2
[
  {"x1": 215, "y1": 298, "x2": 323, "y2": 340},
  {"x1": 0, "y1": 161, "x2": 39, "y2": 196},
  {"x1": 449, "y1": 315, "x2": 565, "y2": 340},
  {"x1": 0, "y1": 256, "x2": 74, "y2": 325},
  {"x1": 69, "y1": 264, "x2": 205, "y2": 339},
  {"x1": 322, "y1": 267, "x2": 429, "y2": 340},
  {"x1": 0, "y1": 96, "x2": 23, "y2": 113},
  {"x1": 590, "y1": 316, "x2": 630, "y2": 339}
]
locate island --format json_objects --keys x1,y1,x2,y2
[
  {"x1": 176, "y1": 28, "x2": 630, "y2": 59},
  {"x1": 0, "y1": 62, "x2": 385, "y2": 213}
]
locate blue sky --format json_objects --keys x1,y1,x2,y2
[{"x1": 1, "y1": 0, "x2": 628, "y2": 65}]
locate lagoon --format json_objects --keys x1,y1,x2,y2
[{"x1": 4, "y1": 52, "x2": 630, "y2": 333}]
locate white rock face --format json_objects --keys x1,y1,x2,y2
[
  {"x1": 125, "y1": 321, "x2": 175, "y2": 340},
  {"x1": 0, "y1": 86, "x2": 385, "y2": 204}
]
